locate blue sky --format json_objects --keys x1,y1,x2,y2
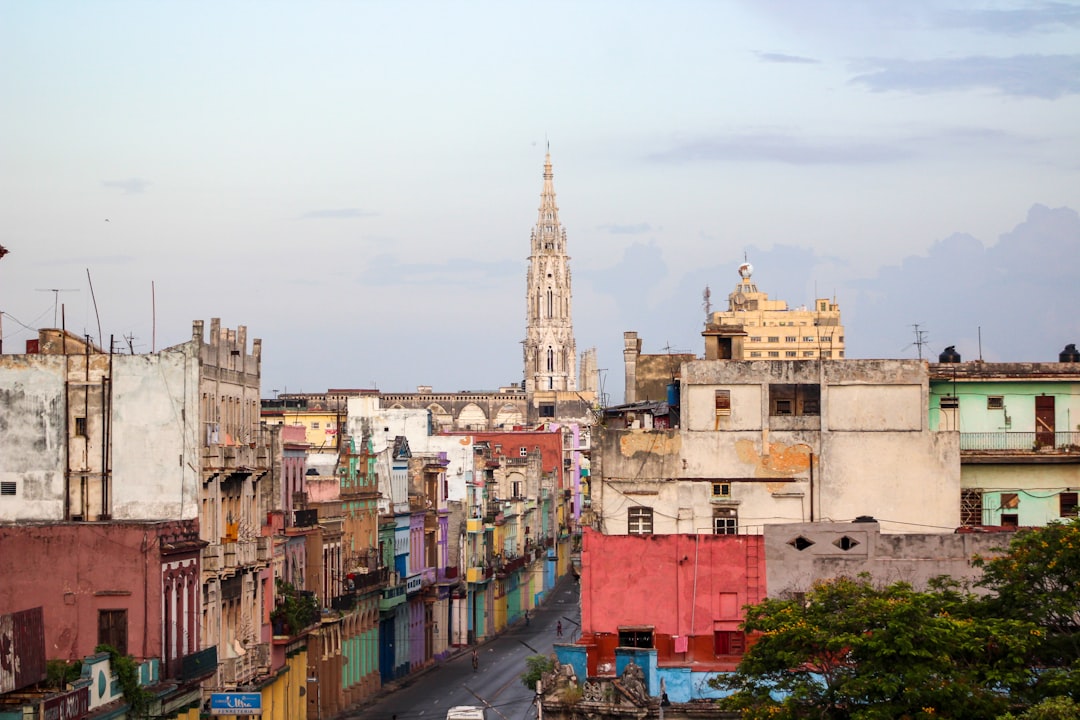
[{"x1": 1, "y1": 1, "x2": 1078, "y2": 402}]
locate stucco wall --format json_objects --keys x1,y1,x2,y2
[
  {"x1": 110, "y1": 348, "x2": 200, "y2": 520},
  {"x1": 580, "y1": 529, "x2": 764, "y2": 638},
  {"x1": 0, "y1": 356, "x2": 66, "y2": 521},
  {"x1": 764, "y1": 520, "x2": 1013, "y2": 597},
  {"x1": 0, "y1": 522, "x2": 188, "y2": 661}
]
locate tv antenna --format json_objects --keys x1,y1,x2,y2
[
  {"x1": 35, "y1": 288, "x2": 79, "y2": 327},
  {"x1": 702, "y1": 285, "x2": 712, "y2": 317},
  {"x1": 910, "y1": 323, "x2": 928, "y2": 359}
]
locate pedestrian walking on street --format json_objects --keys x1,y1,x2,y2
[
  {"x1": 471, "y1": 649, "x2": 479, "y2": 672},
  {"x1": 556, "y1": 620, "x2": 563, "y2": 638},
  {"x1": 525, "y1": 610, "x2": 530, "y2": 627}
]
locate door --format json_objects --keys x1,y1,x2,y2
[{"x1": 1035, "y1": 395, "x2": 1055, "y2": 448}]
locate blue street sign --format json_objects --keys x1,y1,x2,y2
[{"x1": 210, "y1": 693, "x2": 262, "y2": 716}]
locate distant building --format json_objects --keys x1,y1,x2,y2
[{"x1": 703, "y1": 262, "x2": 844, "y2": 362}]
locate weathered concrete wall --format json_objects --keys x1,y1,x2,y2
[
  {"x1": 595, "y1": 358, "x2": 957, "y2": 535},
  {"x1": 764, "y1": 520, "x2": 1013, "y2": 597},
  {"x1": 110, "y1": 347, "x2": 201, "y2": 520},
  {"x1": 0, "y1": 356, "x2": 66, "y2": 521},
  {"x1": 818, "y1": 431, "x2": 959, "y2": 531}
]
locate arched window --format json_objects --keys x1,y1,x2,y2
[
  {"x1": 547, "y1": 347, "x2": 554, "y2": 372},
  {"x1": 547, "y1": 288, "x2": 553, "y2": 318}
]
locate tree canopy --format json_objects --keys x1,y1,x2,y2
[{"x1": 714, "y1": 519, "x2": 1080, "y2": 719}]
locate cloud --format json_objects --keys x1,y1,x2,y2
[
  {"x1": 596, "y1": 223, "x2": 654, "y2": 235},
  {"x1": 649, "y1": 133, "x2": 912, "y2": 166},
  {"x1": 935, "y1": 3, "x2": 1080, "y2": 35},
  {"x1": 850, "y1": 54, "x2": 1080, "y2": 99},
  {"x1": 755, "y1": 51, "x2": 819, "y2": 64},
  {"x1": 102, "y1": 178, "x2": 150, "y2": 194},
  {"x1": 300, "y1": 208, "x2": 377, "y2": 219}
]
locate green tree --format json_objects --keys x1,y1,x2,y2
[
  {"x1": 975, "y1": 519, "x2": 1080, "y2": 703},
  {"x1": 521, "y1": 654, "x2": 554, "y2": 691},
  {"x1": 712, "y1": 575, "x2": 1040, "y2": 720}
]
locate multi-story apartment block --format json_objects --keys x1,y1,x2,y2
[
  {"x1": 703, "y1": 262, "x2": 844, "y2": 362},
  {"x1": 929, "y1": 344, "x2": 1080, "y2": 527}
]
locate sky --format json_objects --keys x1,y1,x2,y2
[{"x1": 1, "y1": 1, "x2": 1078, "y2": 405}]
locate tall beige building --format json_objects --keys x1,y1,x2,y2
[{"x1": 703, "y1": 262, "x2": 844, "y2": 362}]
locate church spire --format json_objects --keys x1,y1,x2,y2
[{"x1": 524, "y1": 151, "x2": 577, "y2": 394}]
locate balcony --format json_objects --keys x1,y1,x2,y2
[
  {"x1": 379, "y1": 584, "x2": 406, "y2": 612},
  {"x1": 960, "y1": 432, "x2": 1080, "y2": 463},
  {"x1": 466, "y1": 566, "x2": 493, "y2": 583},
  {"x1": 173, "y1": 645, "x2": 217, "y2": 682},
  {"x1": 202, "y1": 543, "x2": 223, "y2": 572},
  {"x1": 467, "y1": 518, "x2": 484, "y2": 534},
  {"x1": 219, "y1": 643, "x2": 269, "y2": 686}
]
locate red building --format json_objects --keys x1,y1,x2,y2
[
  {"x1": 0, "y1": 519, "x2": 207, "y2": 678},
  {"x1": 578, "y1": 528, "x2": 764, "y2": 675}
]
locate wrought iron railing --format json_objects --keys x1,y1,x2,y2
[{"x1": 959, "y1": 431, "x2": 1080, "y2": 452}]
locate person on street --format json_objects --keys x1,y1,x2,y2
[
  {"x1": 556, "y1": 620, "x2": 563, "y2": 638},
  {"x1": 525, "y1": 610, "x2": 530, "y2": 627},
  {"x1": 471, "y1": 649, "x2": 479, "y2": 672}
]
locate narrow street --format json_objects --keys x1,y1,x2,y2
[{"x1": 346, "y1": 577, "x2": 581, "y2": 720}]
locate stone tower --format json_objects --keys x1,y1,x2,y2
[{"x1": 524, "y1": 151, "x2": 577, "y2": 394}]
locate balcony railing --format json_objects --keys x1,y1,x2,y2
[
  {"x1": 960, "y1": 431, "x2": 1080, "y2": 452},
  {"x1": 219, "y1": 643, "x2": 270, "y2": 686}
]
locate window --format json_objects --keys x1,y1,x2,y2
[
  {"x1": 987, "y1": 396, "x2": 1005, "y2": 410},
  {"x1": 712, "y1": 482, "x2": 730, "y2": 497},
  {"x1": 98, "y1": 609, "x2": 128, "y2": 655},
  {"x1": 767, "y1": 351, "x2": 779, "y2": 358},
  {"x1": 618, "y1": 627, "x2": 654, "y2": 649},
  {"x1": 714, "y1": 630, "x2": 745, "y2": 656},
  {"x1": 803, "y1": 336, "x2": 815, "y2": 343},
  {"x1": 838, "y1": 336, "x2": 845, "y2": 342},
  {"x1": 785, "y1": 351, "x2": 797, "y2": 357},
  {"x1": 519, "y1": 447, "x2": 528, "y2": 457},
  {"x1": 941, "y1": 396, "x2": 959, "y2": 409},
  {"x1": 803, "y1": 351, "x2": 814, "y2": 357},
  {"x1": 822, "y1": 351, "x2": 833, "y2": 358},
  {"x1": 0, "y1": 481, "x2": 15, "y2": 496},
  {"x1": 750, "y1": 336, "x2": 761, "y2": 342},
  {"x1": 539, "y1": 403, "x2": 555, "y2": 418},
  {"x1": 750, "y1": 352, "x2": 761, "y2": 358},
  {"x1": 547, "y1": 347, "x2": 554, "y2": 372},
  {"x1": 1061, "y1": 492, "x2": 1077, "y2": 518},
  {"x1": 628, "y1": 507, "x2": 653, "y2": 535},
  {"x1": 769, "y1": 384, "x2": 820, "y2": 416},
  {"x1": 713, "y1": 507, "x2": 738, "y2": 534},
  {"x1": 961, "y1": 489, "x2": 983, "y2": 526},
  {"x1": 819, "y1": 301, "x2": 828, "y2": 311},
  {"x1": 312, "y1": 422, "x2": 320, "y2": 429},
  {"x1": 714, "y1": 390, "x2": 731, "y2": 416},
  {"x1": 785, "y1": 336, "x2": 797, "y2": 343},
  {"x1": 75, "y1": 417, "x2": 87, "y2": 437},
  {"x1": 767, "y1": 336, "x2": 779, "y2": 343},
  {"x1": 1001, "y1": 492, "x2": 1019, "y2": 509},
  {"x1": 512, "y1": 480, "x2": 522, "y2": 498}
]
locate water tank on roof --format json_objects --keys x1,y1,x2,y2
[
  {"x1": 939, "y1": 346, "x2": 961, "y2": 363},
  {"x1": 667, "y1": 381, "x2": 680, "y2": 407},
  {"x1": 1060, "y1": 343, "x2": 1080, "y2": 362}
]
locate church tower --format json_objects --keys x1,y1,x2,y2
[{"x1": 524, "y1": 151, "x2": 577, "y2": 394}]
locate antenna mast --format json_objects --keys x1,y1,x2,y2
[
  {"x1": 702, "y1": 285, "x2": 712, "y2": 318},
  {"x1": 911, "y1": 323, "x2": 928, "y2": 360}
]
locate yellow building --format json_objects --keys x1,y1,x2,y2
[
  {"x1": 263, "y1": 402, "x2": 343, "y2": 451},
  {"x1": 703, "y1": 262, "x2": 844, "y2": 362}
]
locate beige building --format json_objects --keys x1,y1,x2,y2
[
  {"x1": 703, "y1": 262, "x2": 844, "y2": 362},
  {"x1": 594, "y1": 358, "x2": 961, "y2": 536}
]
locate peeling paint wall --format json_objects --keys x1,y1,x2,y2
[{"x1": 595, "y1": 358, "x2": 959, "y2": 535}]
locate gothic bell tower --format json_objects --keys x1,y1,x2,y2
[{"x1": 524, "y1": 151, "x2": 577, "y2": 394}]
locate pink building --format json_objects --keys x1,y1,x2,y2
[
  {"x1": 0, "y1": 519, "x2": 205, "y2": 679},
  {"x1": 578, "y1": 528, "x2": 764, "y2": 675}
]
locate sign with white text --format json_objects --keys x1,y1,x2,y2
[{"x1": 210, "y1": 693, "x2": 262, "y2": 716}]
